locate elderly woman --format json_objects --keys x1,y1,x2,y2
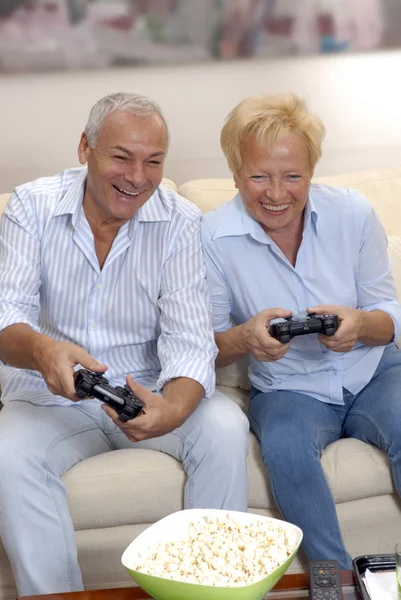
[{"x1": 201, "y1": 93, "x2": 401, "y2": 569}]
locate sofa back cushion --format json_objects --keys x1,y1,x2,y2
[
  {"x1": 313, "y1": 167, "x2": 401, "y2": 235},
  {"x1": 0, "y1": 194, "x2": 10, "y2": 215}
]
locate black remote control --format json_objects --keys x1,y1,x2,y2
[
  {"x1": 309, "y1": 560, "x2": 343, "y2": 600},
  {"x1": 74, "y1": 369, "x2": 144, "y2": 422}
]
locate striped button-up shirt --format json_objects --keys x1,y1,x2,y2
[{"x1": 0, "y1": 168, "x2": 217, "y2": 406}]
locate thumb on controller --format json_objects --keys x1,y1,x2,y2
[{"x1": 125, "y1": 375, "x2": 156, "y2": 411}]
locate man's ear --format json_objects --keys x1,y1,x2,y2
[
  {"x1": 233, "y1": 174, "x2": 239, "y2": 190},
  {"x1": 78, "y1": 132, "x2": 90, "y2": 165}
]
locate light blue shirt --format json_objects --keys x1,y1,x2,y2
[
  {"x1": 0, "y1": 168, "x2": 217, "y2": 406},
  {"x1": 201, "y1": 183, "x2": 401, "y2": 405}
]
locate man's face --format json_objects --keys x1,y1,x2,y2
[
  {"x1": 78, "y1": 110, "x2": 168, "y2": 223},
  {"x1": 234, "y1": 134, "x2": 313, "y2": 237}
]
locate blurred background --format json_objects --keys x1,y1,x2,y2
[
  {"x1": 1, "y1": 0, "x2": 401, "y2": 72},
  {"x1": 0, "y1": 0, "x2": 400, "y2": 190}
]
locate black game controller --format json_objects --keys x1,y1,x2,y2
[
  {"x1": 269, "y1": 313, "x2": 339, "y2": 344},
  {"x1": 75, "y1": 369, "x2": 144, "y2": 422}
]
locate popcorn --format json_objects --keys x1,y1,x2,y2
[{"x1": 132, "y1": 514, "x2": 298, "y2": 587}]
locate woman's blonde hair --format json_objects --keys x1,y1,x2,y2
[{"x1": 220, "y1": 93, "x2": 325, "y2": 175}]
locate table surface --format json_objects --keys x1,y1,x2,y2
[{"x1": 19, "y1": 570, "x2": 359, "y2": 599}]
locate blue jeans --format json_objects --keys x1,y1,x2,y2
[
  {"x1": 248, "y1": 343, "x2": 401, "y2": 570},
  {"x1": 0, "y1": 391, "x2": 249, "y2": 596}
]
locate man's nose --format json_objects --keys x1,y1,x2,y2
[{"x1": 125, "y1": 163, "x2": 145, "y2": 187}]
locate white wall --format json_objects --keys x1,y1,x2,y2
[{"x1": 1, "y1": 49, "x2": 401, "y2": 190}]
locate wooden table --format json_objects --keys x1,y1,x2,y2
[{"x1": 19, "y1": 570, "x2": 359, "y2": 599}]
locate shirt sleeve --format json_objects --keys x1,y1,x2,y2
[
  {"x1": 200, "y1": 215, "x2": 233, "y2": 333},
  {"x1": 156, "y1": 214, "x2": 217, "y2": 398},
  {"x1": 357, "y1": 204, "x2": 401, "y2": 340},
  {"x1": 0, "y1": 190, "x2": 41, "y2": 333}
]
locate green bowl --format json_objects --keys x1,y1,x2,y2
[{"x1": 121, "y1": 509, "x2": 303, "y2": 600}]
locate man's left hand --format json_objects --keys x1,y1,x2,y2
[
  {"x1": 101, "y1": 375, "x2": 183, "y2": 442},
  {"x1": 308, "y1": 305, "x2": 364, "y2": 353}
]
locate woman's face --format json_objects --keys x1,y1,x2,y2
[{"x1": 234, "y1": 134, "x2": 313, "y2": 237}]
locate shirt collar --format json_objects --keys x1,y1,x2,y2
[
  {"x1": 212, "y1": 191, "x2": 318, "y2": 242},
  {"x1": 212, "y1": 194, "x2": 265, "y2": 242},
  {"x1": 305, "y1": 188, "x2": 318, "y2": 230},
  {"x1": 54, "y1": 168, "x2": 87, "y2": 226},
  {"x1": 135, "y1": 187, "x2": 171, "y2": 223}
]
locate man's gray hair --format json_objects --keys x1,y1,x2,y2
[{"x1": 85, "y1": 92, "x2": 169, "y2": 148}]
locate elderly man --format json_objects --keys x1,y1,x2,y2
[
  {"x1": 201, "y1": 93, "x2": 401, "y2": 569},
  {"x1": 0, "y1": 92, "x2": 249, "y2": 596}
]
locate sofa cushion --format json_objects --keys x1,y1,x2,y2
[
  {"x1": 61, "y1": 401, "x2": 395, "y2": 525},
  {"x1": 218, "y1": 385, "x2": 396, "y2": 506},
  {"x1": 247, "y1": 433, "x2": 395, "y2": 509},
  {"x1": 64, "y1": 448, "x2": 185, "y2": 530},
  {"x1": 216, "y1": 356, "x2": 250, "y2": 390},
  {"x1": 161, "y1": 177, "x2": 177, "y2": 192},
  {"x1": 0, "y1": 194, "x2": 10, "y2": 215},
  {"x1": 178, "y1": 179, "x2": 237, "y2": 213},
  {"x1": 313, "y1": 167, "x2": 401, "y2": 235}
]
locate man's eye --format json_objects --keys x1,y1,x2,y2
[
  {"x1": 285, "y1": 174, "x2": 302, "y2": 182},
  {"x1": 250, "y1": 175, "x2": 267, "y2": 181},
  {"x1": 114, "y1": 155, "x2": 127, "y2": 161},
  {"x1": 148, "y1": 160, "x2": 162, "y2": 166}
]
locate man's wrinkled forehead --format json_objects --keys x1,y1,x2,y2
[{"x1": 96, "y1": 111, "x2": 168, "y2": 149}]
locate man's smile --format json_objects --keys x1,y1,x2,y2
[{"x1": 112, "y1": 184, "x2": 141, "y2": 198}]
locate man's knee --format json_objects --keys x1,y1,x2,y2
[
  {"x1": 0, "y1": 416, "x2": 37, "y2": 495},
  {"x1": 0, "y1": 402, "x2": 71, "y2": 486},
  {"x1": 192, "y1": 391, "x2": 249, "y2": 454}
]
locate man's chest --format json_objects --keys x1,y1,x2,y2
[{"x1": 38, "y1": 225, "x2": 165, "y2": 339}]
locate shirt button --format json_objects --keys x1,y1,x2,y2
[
  {"x1": 96, "y1": 284, "x2": 102, "y2": 289},
  {"x1": 92, "y1": 323, "x2": 99, "y2": 330}
]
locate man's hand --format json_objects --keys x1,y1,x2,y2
[
  {"x1": 101, "y1": 375, "x2": 183, "y2": 442},
  {"x1": 308, "y1": 305, "x2": 364, "y2": 353},
  {"x1": 242, "y1": 308, "x2": 293, "y2": 362},
  {"x1": 34, "y1": 338, "x2": 107, "y2": 400}
]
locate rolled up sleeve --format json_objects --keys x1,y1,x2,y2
[
  {"x1": 357, "y1": 207, "x2": 401, "y2": 340},
  {"x1": 0, "y1": 191, "x2": 41, "y2": 333},
  {"x1": 157, "y1": 215, "x2": 217, "y2": 398}
]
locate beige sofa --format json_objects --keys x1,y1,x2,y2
[{"x1": 1, "y1": 166, "x2": 401, "y2": 599}]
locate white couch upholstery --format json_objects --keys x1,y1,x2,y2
[{"x1": 0, "y1": 167, "x2": 401, "y2": 598}]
